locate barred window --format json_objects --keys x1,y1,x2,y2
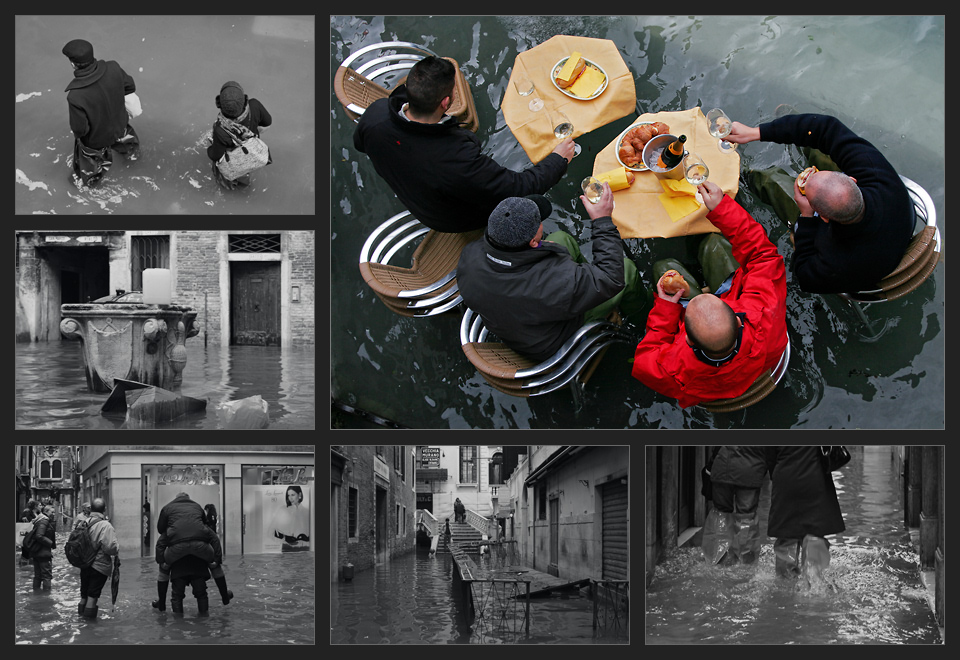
[
  {"x1": 228, "y1": 234, "x2": 281, "y2": 253},
  {"x1": 131, "y1": 235, "x2": 170, "y2": 291}
]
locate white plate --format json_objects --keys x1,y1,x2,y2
[
  {"x1": 615, "y1": 121, "x2": 655, "y2": 172},
  {"x1": 551, "y1": 57, "x2": 608, "y2": 100}
]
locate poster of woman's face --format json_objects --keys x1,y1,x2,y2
[{"x1": 242, "y1": 484, "x2": 311, "y2": 553}]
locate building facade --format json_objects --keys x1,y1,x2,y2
[
  {"x1": 414, "y1": 445, "x2": 507, "y2": 525},
  {"x1": 77, "y1": 446, "x2": 315, "y2": 558},
  {"x1": 16, "y1": 445, "x2": 80, "y2": 526},
  {"x1": 15, "y1": 230, "x2": 315, "y2": 347},
  {"x1": 330, "y1": 446, "x2": 417, "y2": 580}
]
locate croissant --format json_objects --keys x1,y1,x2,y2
[
  {"x1": 660, "y1": 269, "x2": 691, "y2": 297},
  {"x1": 618, "y1": 142, "x2": 639, "y2": 165},
  {"x1": 650, "y1": 122, "x2": 670, "y2": 136},
  {"x1": 634, "y1": 125, "x2": 656, "y2": 145}
]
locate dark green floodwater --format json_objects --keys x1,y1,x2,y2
[{"x1": 330, "y1": 15, "x2": 944, "y2": 429}]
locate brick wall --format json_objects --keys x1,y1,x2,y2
[
  {"x1": 286, "y1": 230, "x2": 315, "y2": 344},
  {"x1": 174, "y1": 231, "x2": 223, "y2": 345}
]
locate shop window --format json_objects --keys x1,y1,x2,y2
[{"x1": 460, "y1": 446, "x2": 477, "y2": 484}]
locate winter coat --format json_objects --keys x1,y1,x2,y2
[
  {"x1": 206, "y1": 98, "x2": 273, "y2": 162},
  {"x1": 354, "y1": 86, "x2": 568, "y2": 233},
  {"x1": 631, "y1": 196, "x2": 788, "y2": 408},
  {"x1": 169, "y1": 553, "x2": 211, "y2": 582},
  {"x1": 710, "y1": 446, "x2": 769, "y2": 488},
  {"x1": 457, "y1": 216, "x2": 625, "y2": 361},
  {"x1": 65, "y1": 59, "x2": 136, "y2": 149},
  {"x1": 158, "y1": 494, "x2": 210, "y2": 546},
  {"x1": 765, "y1": 447, "x2": 845, "y2": 539},
  {"x1": 86, "y1": 512, "x2": 119, "y2": 577},
  {"x1": 30, "y1": 514, "x2": 57, "y2": 561},
  {"x1": 759, "y1": 114, "x2": 913, "y2": 293}
]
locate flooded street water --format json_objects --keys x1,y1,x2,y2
[
  {"x1": 16, "y1": 15, "x2": 315, "y2": 215},
  {"x1": 330, "y1": 15, "x2": 944, "y2": 428},
  {"x1": 331, "y1": 548, "x2": 626, "y2": 644},
  {"x1": 15, "y1": 341, "x2": 315, "y2": 430},
  {"x1": 646, "y1": 446, "x2": 942, "y2": 644},
  {"x1": 16, "y1": 543, "x2": 314, "y2": 644}
]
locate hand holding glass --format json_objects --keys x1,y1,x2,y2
[
  {"x1": 683, "y1": 152, "x2": 709, "y2": 186},
  {"x1": 707, "y1": 107, "x2": 737, "y2": 153},
  {"x1": 581, "y1": 176, "x2": 603, "y2": 204},
  {"x1": 549, "y1": 108, "x2": 580, "y2": 156}
]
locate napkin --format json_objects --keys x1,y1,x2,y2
[
  {"x1": 595, "y1": 166, "x2": 634, "y2": 191},
  {"x1": 658, "y1": 178, "x2": 701, "y2": 222}
]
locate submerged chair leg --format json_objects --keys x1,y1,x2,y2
[{"x1": 839, "y1": 298, "x2": 888, "y2": 342}]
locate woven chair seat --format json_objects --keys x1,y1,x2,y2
[{"x1": 700, "y1": 335, "x2": 791, "y2": 413}]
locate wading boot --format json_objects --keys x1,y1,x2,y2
[
  {"x1": 32, "y1": 576, "x2": 42, "y2": 590},
  {"x1": 78, "y1": 599, "x2": 87, "y2": 615},
  {"x1": 214, "y1": 576, "x2": 234, "y2": 605},
  {"x1": 171, "y1": 596, "x2": 184, "y2": 615},
  {"x1": 197, "y1": 596, "x2": 209, "y2": 615},
  {"x1": 152, "y1": 580, "x2": 168, "y2": 611},
  {"x1": 82, "y1": 606, "x2": 98, "y2": 619},
  {"x1": 41, "y1": 579, "x2": 52, "y2": 591}
]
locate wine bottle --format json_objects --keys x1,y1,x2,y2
[{"x1": 658, "y1": 135, "x2": 687, "y2": 169}]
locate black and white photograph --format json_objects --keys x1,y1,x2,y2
[
  {"x1": 16, "y1": 15, "x2": 315, "y2": 215},
  {"x1": 645, "y1": 445, "x2": 944, "y2": 644},
  {"x1": 331, "y1": 445, "x2": 630, "y2": 644},
  {"x1": 14, "y1": 229, "x2": 316, "y2": 430},
  {"x1": 15, "y1": 445, "x2": 315, "y2": 644}
]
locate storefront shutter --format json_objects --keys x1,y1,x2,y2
[{"x1": 601, "y1": 479, "x2": 628, "y2": 581}]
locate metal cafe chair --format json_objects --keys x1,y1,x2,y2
[
  {"x1": 334, "y1": 41, "x2": 479, "y2": 132},
  {"x1": 699, "y1": 335, "x2": 791, "y2": 413},
  {"x1": 459, "y1": 307, "x2": 636, "y2": 402},
  {"x1": 359, "y1": 210, "x2": 482, "y2": 318}
]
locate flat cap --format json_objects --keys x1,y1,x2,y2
[{"x1": 62, "y1": 39, "x2": 94, "y2": 65}]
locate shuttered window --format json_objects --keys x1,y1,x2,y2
[{"x1": 601, "y1": 479, "x2": 629, "y2": 581}]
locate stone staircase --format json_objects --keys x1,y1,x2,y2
[{"x1": 437, "y1": 520, "x2": 484, "y2": 554}]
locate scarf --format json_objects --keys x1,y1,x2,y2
[{"x1": 217, "y1": 105, "x2": 252, "y2": 143}]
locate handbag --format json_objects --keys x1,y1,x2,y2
[
  {"x1": 820, "y1": 446, "x2": 851, "y2": 472},
  {"x1": 216, "y1": 120, "x2": 270, "y2": 181}
]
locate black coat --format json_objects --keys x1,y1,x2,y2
[
  {"x1": 31, "y1": 515, "x2": 57, "y2": 561},
  {"x1": 354, "y1": 86, "x2": 567, "y2": 233},
  {"x1": 457, "y1": 216, "x2": 624, "y2": 361},
  {"x1": 158, "y1": 495, "x2": 210, "y2": 546},
  {"x1": 765, "y1": 447, "x2": 845, "y2": 539},
  {"x1": 65, "y1": 59, "x2": 136, "y2": 149},
  {"x1": 710, "y1": 446, "x2": 769, "y2": 488},
  {"x1": 206, "y1": 98, "x2": 273, "y2": 162}
]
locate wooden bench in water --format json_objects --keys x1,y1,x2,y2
[{"x1": 452, "y1": 548, "x2": 589, "y2": 597}]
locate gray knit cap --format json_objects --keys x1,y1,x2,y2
[{"x1": 487, "y1": 195, "x2": 552, "y2": 248}]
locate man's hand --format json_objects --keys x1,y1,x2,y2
[
  {"x1": 793, "y1": 179, "x2": 815, "y2": 217},
  {"x1": 656, "y1": 274, "x2": 685, "y2": 304},
  {"x1": 552, "y1": 138, "x2": 577, "y2": 163},
  {"x1": 697, "y1": 181, "x2": 725, "y2": 211},
  {"x1": 724, "y1": 121, "x2": 761, "y2": 145},
  {"x1": 581, "y1": 181, "x2": 614, "y2": 220}
]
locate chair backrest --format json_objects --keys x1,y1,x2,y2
[
  {"x1": 700, "y1": 335, "x2": 791, "y2": 413},
  {"x1": 840, "y1": 175, "x2": 940, "y2": 303}
]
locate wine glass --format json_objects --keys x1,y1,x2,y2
[
  {"x1": 548, "y1": 107, "x2": 581, "y2": 156},
  {"x1": 683, "y1": 152, "x2": 709, "y2": 186},
  {"x1": 707, "y1": 107, "x2": 737, "y2": 153},
  {"x1": 514, "y1": 74, "x2": 543, "y2": 112},
  {"x1": 581, "y1": 176, "x2": 603, "y2": 204}
]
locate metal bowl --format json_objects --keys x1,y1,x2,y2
[
  {"x1": 550, "y1": 56, "x2": 608, "y2": 100},
  {"x1": 615, "y1": 121, "x2": 654, "y2": 172},
  {"x1": 642, "y1": 133, "x2": 682, "y2": 171}
]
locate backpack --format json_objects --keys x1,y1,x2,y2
[
  {"x1": 215, "y1": 120, "x2": 269, "y2": 181},
  {"x1": 65, "y1": 520, "x2": 100, "y2": 568},
  {"x1": 21, "y1": 525, "x2": 37, "y2": 558}
]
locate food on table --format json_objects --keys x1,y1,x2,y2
[
  {"x1": 595, "y1": 166, "x2": 636, "y2": 191},
  {"x1": 556, "y1": 52, "x2": 587, "y2": 88},
  {"x1": 660, "y1": 269, "x2": 691, "y2": 297},
  {"x1": 796, "y1": 166, "x2": 819, "y2": 196},
  {"x1": 567, "y1": 65, "x2": 606, "y2": 98},
  {"x1": 618, "y1": 122, "x2": 671, "y2": 166}
]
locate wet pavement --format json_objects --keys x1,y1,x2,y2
[
  {"x1": 16, "y1": 15, "x2": 315, "y2": 214},
  {"x1": 16, "y1": 538, "x2": 314, "y2": 644},
  {"x1": 646, "y1": 446, "x2": 942, "y2": 644},
  {"x1": 15, "y1": 341, "x2": 315, "y2": 430}
]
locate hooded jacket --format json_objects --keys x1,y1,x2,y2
[
  {"x1": 30, "y1": 513, "x2": 57, "y2": 561},
  {"x1": 759, "y1": 113, "x2": 913, "y2": 293},
  {"x1": 457, "y1": 215, "x2": 625, "y2": 361},
  {"x1": 765, "y1": 446, "x2": 845, "y2": 539},
  {"x1": 158, "y1": 494, "x2": 210, "y2": 546},
  {"x1": 354, "y1": 86, "x2": 568, "y2": 233},
  {"x1": 86, "y1": 512, "x2": 119, "y2": 577},
  {"x1": 631, "y1": 196, "x2": 788, "y2": 408},
  {"x1": 65, "y1": 59, "x2": 136, "y2": 149}
]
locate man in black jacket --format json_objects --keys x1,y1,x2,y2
[
  {"x1": 354, "y1": 56, "x2": 575, "y2": 233},
  {"x1": 457, "y1": 183, "x2": 650, "y2": 362},
  {"x1": 726, "y1": 113, "x2": 913, "y2": 294},
  {"x1": 62, "y1": 39, "x2": 140, "y2": 188},
  {"x1": 30, "y1": 503, "x2": 57, "y2": 591}
]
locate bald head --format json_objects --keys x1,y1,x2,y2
[
  {"x1": 685, "y1": 295, "x2": 738, "y2": 355},
  {"x1": 806, "y1": 171, "x2": 864, "y2": 224},
  {"x1": 91, "y1": 498, "x2": 106, "y2": 514}
]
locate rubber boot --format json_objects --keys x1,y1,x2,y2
[
  {"x1": 41, "y1": 579, "x2": 52, "y2": 591},
  {"x1": 152, "y1": 580, "x2": 168, "y2": 611},
  {"x1": 171, "y1": 596, "x2": 184, "y2": 615},
  {"x1": 213, "y1": 576, "x2": 234, "y2": 605},
  {"x1": 197, "y1": 596, "x2": 209, "y2": 615},
  {"x1": 82, "y1": 606, "x2": 98, "y2": 619},
  {"x1": 78, "y1": 599, "x2": 87, "y2": 615},
  {"x1": 32, "y1": 576, "x2": 42, "y2": 590}
]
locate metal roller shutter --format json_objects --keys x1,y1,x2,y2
[{"x1": 601, "y1": 479, "x2": 628, "y2": 581}]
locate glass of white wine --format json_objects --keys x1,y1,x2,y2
[
  {"x1": 683, "y1": 152, "x2": 709, "y2": 186},
  {"x1": 581, "y1": 176, "x2": 603, "y2": 204},
  {"x1": 706, "y1": 107, "x2": 737, "y2": 153},
  {"x1": 514, "y1": 74, "x2": 543, "y2": 112},
  {"x1": 548, "y1": 107, "x2": 580, "y2": 156}
]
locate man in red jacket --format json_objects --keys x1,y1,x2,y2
[
  {"x1": 631, "y1": 181, "x2": 788, "y2": 408},
  {"x1": 62, "y1": 39, "x2": 140, "y2": 188}
]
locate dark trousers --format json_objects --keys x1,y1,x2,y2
[
  {"x1": 33, "y1": 558, "x2": 52, "y2": 588},
  {"x1": 79, "y1": 565, "x2": 109, "y2": 599},
  {"x1": 171, "y1": 577, "x2": 208, "y2": 604},
  {"x1": 72, "y1": 123, "x2": 140, "y2": 188}
]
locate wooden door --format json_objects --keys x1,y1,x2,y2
[{"x1": 231, "y1": 261, "x2": 280, "y2": 345}]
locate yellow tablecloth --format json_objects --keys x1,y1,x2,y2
[
  {"x1": 503, "y1": 35, "x2": 636, "y2": 164},
  {"x1": 593, "y1": 107, "x2": 741, "y2": 239}
]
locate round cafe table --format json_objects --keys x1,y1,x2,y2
[
  {"x1": 593, "y1": 107, "x2": 741, "y2": 239},
  {"x1": 502, "y1": 35, "x2": 636, "y2": 164}
]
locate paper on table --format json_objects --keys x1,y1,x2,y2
[{"x1": 658, "y1": 179, "x2": 701, "y2": 222}]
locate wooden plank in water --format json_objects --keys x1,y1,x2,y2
[{"x1": 473, "y1": 563, "x2": 589, "y2": 597}]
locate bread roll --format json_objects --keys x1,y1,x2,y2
[
  {"x1": 557, "y1": 55, "x2": 587, "y2": 88},
  {"x1": 660, "y1": 270, "x2": 691, "y2": 297}
]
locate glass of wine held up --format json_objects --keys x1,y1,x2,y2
[
  {"x1": 707, "y1": 107, "x2": 737, "y2": 153},
  {"x1": 548, "y1": 107, "x2": 580, "y2": 156},
  {"x1": 683, "y1": 152, "x2": 709, "y2": 186}
]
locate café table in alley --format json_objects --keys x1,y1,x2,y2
[
  {"x1": 593, "y1": 107, "x2": 741, "y2": 239},
  {"x1": 503, "y1": 35, "x2": 636, "y2": 164}
]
